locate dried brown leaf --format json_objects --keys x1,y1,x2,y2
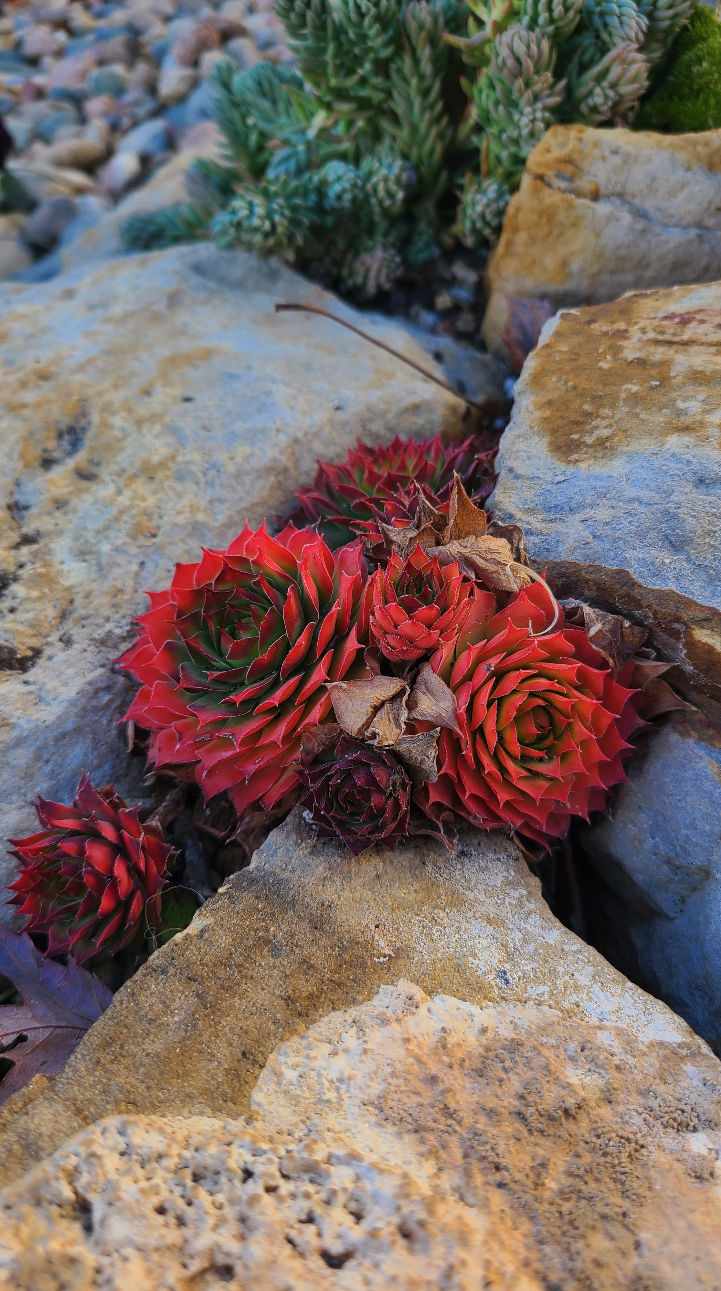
[
  {"x1": 413, "y1": 490, "x2": 447, "y2": 536},
  {"x1": 379, "y1": 521, "x2": 440, "y2": 562},
  {"x1": 487, "y1": 521, "x2": 529, "y2": 566},
  {"x1": 394, "y1": 728, "x2": 440, "y2": 786},
  {"x1": 563, "y1": 602, "x2": 647, "y2": 671},
  {"x1": 446, "y1": 474, "x2": 488, "y2": 542},
  {"x1": 436, "y1": 535, "x2": 532, "y2": 593},
  {"x1": 629, "y1": 658, "x2": 673, "y2": 688},
  {"x1": 327, "y1": 677, "x2": 408, "y2": 739},
  {"x1": 407, "y1": 661, "x2": 462, "y2": 735},
  {"x1": 298, "y1": 723, "x2": 344, "y2": 766},
  {"x1": 366, "y1": 690, "x2": 409, "y2": 747},
  {"x1": 639, "y1": 678, "x2": 694, "y2": 719}
]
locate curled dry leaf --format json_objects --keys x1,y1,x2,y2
[
  {"x1": 629, "y1": 657, "x2": 695, "y2": 720},
  {"x1": 407, "y1": 661, "x2": 461, "y2": 735},
  {"x1": 436, "y1": 535, "x2": 533, "y2": 593},
  {"x1": 326, "y1": 676, "x2": 408, "y2": 739},
  {"x1": 298, "y1": 723, "x2": 345, "y2": 766},
  {"x1": 563, "y1": 601, "x2": 647, "y2": 672},
  {"x1": 487, "y1": 521, "x2": 529, "y2": 566},
  {"x1": 366, "y1": 690, "x2": 409, "y2": 747},
  {"x1": 393, "y1": 729, "x2": 441, "y2": 786},
  {"x1": 378, "y1": 520, "x2": 439, "y2": 562},
  {"x1": 446, "y1": 473, "x2": 488, "y2": 541}
]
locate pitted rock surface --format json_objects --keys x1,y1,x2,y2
[
  {"x1": 491, "y1": 281, "x2": 721, "y2": 1051},
  {"x1": 0, "y1": 242, "x2": 473, "y2": 901},
  {"x1": 482, "y1": 124, "x2": 721, "y2": 359},
  {"x1": 1, "y1": 981, "x2": 720, "y2": 1289},
  {"x1": 0, "y1": 1114, "x2": 493, "y2": 1291},
  {"x1": 0, "y1": 813, "x2": 705, "y2": 1191}
]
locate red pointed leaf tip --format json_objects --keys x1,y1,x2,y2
[
  {"x1": 7, "y1": 775, "x2": 173, "y2": 966},
  {"x1": 419, "y1": 583, "x2": 645, "y2": 849},
  {"x1": 115, "y1": 525, "x2": 369, "y2": 823},
  {"x1": 288, "y1": 432, "x2": 498, "y2": 549},
  {"x1": 299, "y1": 736, "x2": 412, "y2": 855}
]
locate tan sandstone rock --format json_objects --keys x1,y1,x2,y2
[
  {"x1": 0, "y1": 812, "x2": 707, "y2": 1193},
  {"x1": 0, "y1": 243, "x2": 472, "y2": 901},
  {"x1": 1, "y1": 979, "x2": 720, "y2": 1289},
  {"x1": 483, "y1": 124, "x2": 721, "y2": 359}
]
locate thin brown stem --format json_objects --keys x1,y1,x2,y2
[{"x1": 274, "y1": 301, "x2": 493, "y2": 415}]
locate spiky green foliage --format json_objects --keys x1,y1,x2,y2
[
  {"x1": 456, "y1": 173, "x2": 510, "y2": 244},
  {"x1": 122, "y1": 203, "x2": 211, "y2": 251},
  {"x1": 473, "y1": 25, "x2": 566, "y2": 176},
  {"x1": 120, "y1": 0, "x2": 694, "y2": 291},
  {"x1": 521, "y1": 0, "x2": 585, "y2": 43},
  {"x1": 568, "y1": 39, "x2": 649, "y2": 120},
  {"x1": 634, "y1": 5, "x2": 721, "y2": 130}
]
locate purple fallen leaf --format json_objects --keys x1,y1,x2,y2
[{"x1": 0, "y1": 927, "x2": 113, "y2": 1107}]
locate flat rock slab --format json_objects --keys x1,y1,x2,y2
[
  {"x1": 0, "y1": 242, "x2": 476, "y2": 896},
  {"x1": 493, "y1": 281, "x2": 721, "y2": 690},
  {"x1": 492, "y1": 281, "x2": 721, "y2": 1050},
  {"x1": 0, "y1": 810, "x2": 705, "y2": 1193},
  {"x1": 1, "y1": 979, "x2": 720, "y2": 1288},
  {"x1": 483, "y1": 125, "x2": 721, "y2": 360}
]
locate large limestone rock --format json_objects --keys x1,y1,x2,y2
[
  {"x1": 483, "y1": 125, "x2": 721, "y2": 359},
  {"x1": 2, "y1": 979, "x2": 720, "y2": 1288},
  {"x1": 492, "y1": 280, "x2": 721, "y2": 1050},
  {"x1": 0, "y1": 811, "x2": 708, "y2": 1193},
  {"x1": 0, "y1": 242, "x2": 474, "y2": 904}
]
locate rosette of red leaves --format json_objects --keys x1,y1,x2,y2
[
  {"x1": 117, "y1": 524, "x2": 368, "y2": 820},
  {"x1": 417, "y1": 582, "x2": 645, "y2": 846},
  {"x1": 299, "y1": 736, "x2": 411, "y2": 854},
  {"x1": 7, "y1": 775, "x2": 172, "y2": 965},
  {"x1": 289, "y1": 433, "x2": 496, "y2": 548},
  {"x1": 367, "y1": 545, "x2": 478, "y2": 664}
]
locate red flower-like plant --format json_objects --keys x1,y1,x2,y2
[
  {"x1": 367, "y1": 546, "x2": 478, "y2": 664},
  {"x1": 7, "y1": 774, "x2": 172, "y2": 965},
  {"x1": 117, "y1": 525, "x2": 369, "y2": 819},
  {"x1": 300, "y1": 737, "x2": 411, "y2": 854},
  {"x1": 289, "y1": 433, "x2": 497, "y2": 548},
  {"x1": 417, "y1": 582, "x2": 644, "y2": 846}
]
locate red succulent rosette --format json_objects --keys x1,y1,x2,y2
[
  {"x1": 417, "y1": 582, "x2": 645, "y2": 846},
  {"x1": 366, "y1": 545, "x2": 478, "y2": 664},
  {"x1": 289, "y1": 433, "x2": 496, "y2": 548},
  {"x1": 7, "y1": 774, "x2": 171, "y2": 965},
  {"x1": 299, "y1": 736, "x2": 411, "y2": 854},
  {"x1": 117, "y1": 524, "x2": 368, "y2": 819}
]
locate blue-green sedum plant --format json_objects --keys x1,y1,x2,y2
[{"x1": 122, "y1": 0, "x2": 696, "y2": 296}]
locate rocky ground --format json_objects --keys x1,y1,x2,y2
[
  {"x1": 0, "y1": 0, "x2": 292, "y2": 280},
  {"x1": 1, "y1": 108, "x2": 721, "y2": 1285}
]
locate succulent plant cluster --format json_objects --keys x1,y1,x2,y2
[
  {"x1": 122, "y1": 0, "x2": 696, "y2": 296},
  {"x1": 112, "y1": 432, "x2": 650, "y2": 856},
  {"x1": 8, "y1": 775, "x2": 173, "y2": 966},
  {"x1": 7, "y1": 430, "x2": 684, "y2": 968}
]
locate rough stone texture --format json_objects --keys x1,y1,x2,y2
[
  {"x1": 0, "y1": 244, "x2": 465, "y2": 907},
  {"x1": 0, "y1": 1113, "x2": 493, "y2": 1291},
  {"x1": 0, "y1": 811, "x2": 706, "y2": 1192},
  {"x1": 491, "y1": 281, "x2": 721, "y2": 1051},
  {"x1": 483, "y1": 124, "x2": 721, "y2": 357},
  {"x1": 2, "y1": 980, "x2": 720, "y2": 1289},
  {"x1": 60, "y1": 129, "x2": 221, "y2": 270}
]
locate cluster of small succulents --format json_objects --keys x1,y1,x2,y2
[
  {"x1": 122, "y1": 0, "x2": 697, "y2": 297},
  {"x1": 7, "y1": 430, "x2": 682, "y2": 968}
]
